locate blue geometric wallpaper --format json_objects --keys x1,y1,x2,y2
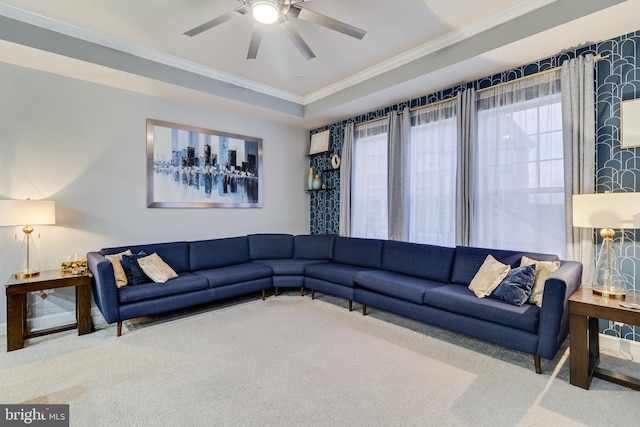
[{"x1": 309, "y1": 29, "x2": 640, "y2": 342}]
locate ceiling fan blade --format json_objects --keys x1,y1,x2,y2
[
  {"x1": 288, "y1": 5, "x2": 366, "y2": 40},
  {"x1": 279, "y1": 19, "x2": 315, "y2": 60},
  {"x1": 247, "y1": 28, "x2": 264, "y2": 59},
  {"x1": 184, "y1": 7, "x2": 248, "y2": 37}
]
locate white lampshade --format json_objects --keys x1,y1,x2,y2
[
  {"x1": 0, "y1": 199, "x2": 56, "y2": 227},
  {"x1": 572, "y1": 193, "x2": 640, "y2": 229},
  {"x1": 252, "y1": 1, "x2": 279, "y2": 24}
]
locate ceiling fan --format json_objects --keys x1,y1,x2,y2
[{"x1": 183, "y1": 0, "x2": 367, "y2": 60}]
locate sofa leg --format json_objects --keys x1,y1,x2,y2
[
  {"x1": 311, "y1": 290, "x2": 315, "y2": 300},
  {"x1": 362, "y1": 304, "x2": 367, "y2": 316},
  {"x1": 274, "y1": 287, "x2": 279, "y2": 297},
  {"x1": 262, "y1": 289, "x2": 266, "y2": 301},
  {"x1": 300, "y1": 286, "x2": 305, "y2": 296},
  {"x1": 349, "y1": 300, "x2": 353, "y2": 312},
  {"x1": 117, "y1": 321, "x2": 122, "y2": 337},
  {"x1": 533, "y1": 355, "x2": 541, "y2": 374}
]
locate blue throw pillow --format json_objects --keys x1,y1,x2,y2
[
  {"x1": 120, "y1": 251, "x2": 150, "y2": 286},
  {"x1": 491, "y1": 264, "x2": 536, "y2": 306}
]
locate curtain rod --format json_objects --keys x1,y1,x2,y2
[
  {"x1": 354, "y1": 115, "x2": 389, "y2": 127},
  {"x1": 401, "y1": 97, "x2": 457, "y2": 114},
  {"x1": 355, "y1": 96, "x2": 457, "y2": 127},
  {"x1": 476, "y1": 53, "x2": 605, "y2": 94},
  {"x1": 355, "y1": 54, "x2": 606, "y2": 125}
]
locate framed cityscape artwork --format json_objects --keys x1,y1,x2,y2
[{"x1": 146, "y1": 119, "x2": 263, "y2": 208}]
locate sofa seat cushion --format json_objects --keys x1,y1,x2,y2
[
  {"x1": 305, "y1": 262, "x2": 376, "y2": 287},
  {"x1": 194, "y1": 263, "x2": 273, "y2": 288},
  {"x1": 423, "y1": 284, "x2": 540, "y2": 333},
  {"x1": 118, "y1": 273, "x2": 209, "y2": 304},
  {"x1": 253, "y1": 259, "x2": 326, "y2": 275},
  {"x1": 354, "y1": 271, "x2": 446, "y2": 304}
]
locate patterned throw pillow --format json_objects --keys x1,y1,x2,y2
[
  {"x1": 491, "y1": 264, "x2": 537, "y2": 306},
  {"x1": 120, "y1": 251, "x2": 150, "y2": 286}
]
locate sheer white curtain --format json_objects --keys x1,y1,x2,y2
[
  {"x1": 351, "y1": 119, "x2": 389, "y2": 239},
  {"x1": 409, "y1": 100, "x2": 457, "y2": 246},
  {"x1": 474, "y1": 70, "x2": 566, "y2": 256}
]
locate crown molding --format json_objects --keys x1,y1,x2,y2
[{"x1": 0, "y1": 1, "x2": 557, "y2": 108}]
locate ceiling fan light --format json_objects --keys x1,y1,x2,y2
[{"x1": 252, "y1": 1, "x2": 279, "y2": 24}]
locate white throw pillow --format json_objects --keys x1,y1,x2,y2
[
  {"x1": 469, "y1": 255, "x2": 511, "y2": 298},
  {"x1": 105, "y1": 249, "x2": 132, "y2": 288},
  {"x1": 521, "y1": 256, "x2": 561, "y2": 307},
  {"x1": 137, "y1": 253, "x2": 178, "y2": 283}
]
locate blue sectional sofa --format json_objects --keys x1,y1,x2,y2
[{"x1": 87, "y1": 233, "x2": 582, "y2": 373}]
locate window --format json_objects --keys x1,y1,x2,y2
[
  {"x1": 351, "y1": 120, "x2": 388, "y2": 239},
  {"x1": 474, "y1": 72, "x2": 565, "y2": 256},
  {"x1": 408, "y1": 102, "x2": 457, "y2": 246},
  {"x1": 345, "y1": 71, "x2": 565, "y2": 256}
]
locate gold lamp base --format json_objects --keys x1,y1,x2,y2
[
  {"x1": 592, "y1": 287, "x2": 625, "y2": 299},
  {"x1": 14, "y1": 270, "x2": 41, "y2": 280}
]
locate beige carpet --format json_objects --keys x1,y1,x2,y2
[{"x1": 1, "y1": 293, "x2": 639, "y2": 426}]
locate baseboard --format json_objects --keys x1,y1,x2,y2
[
  {"x1": 0, "y1": 307, "x2": 103, "y2": 337},
  {"x1": 598, "y1": 334, "x2": 640, "y2": 361}
]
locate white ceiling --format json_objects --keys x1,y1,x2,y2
[{"x1": 0, "y1": 0, "x2": 638, "y2": 129}]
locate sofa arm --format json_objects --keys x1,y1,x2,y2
[
  {"x1": 87, "y1": 251, "x2": 120, "y2": 324},
  {"x1": 536, "y1": 260, "x2": 583, "y2": 359}
]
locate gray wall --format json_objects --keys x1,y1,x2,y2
[{"x1": 0, "y1": 62, "x2": 310, "y2": 331}]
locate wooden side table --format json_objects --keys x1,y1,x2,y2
[
  {"x1": 5, "y1": 269, "x2": 93, "y2": 351},
  {"x1": 568, "y1": 287, "x2": 640, "y2": 390}
]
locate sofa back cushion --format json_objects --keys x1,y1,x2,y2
[
  {"x1": 382, "y1": 240, "x2": 455, "y2": 282},
  {"x1": 450, "y1": 246, "x2": 559, "y2": 286},
  {"x1": 189, "y1": 237, "x2": 250, "y2": 270},
  {"x1": 332, "y1": 236, "x2": 383, "y2": 269},
  {"x1": 101, "y1": 242, "x2": 190, "y2": 273},
  {"x1": 294, "y1": 234, "x2": 335, "y2": 260},
  {"x1": 247, "y1": 234, "x2": 294, "y2": 260}
]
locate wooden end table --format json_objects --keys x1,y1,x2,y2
[
  {"x1": 568, "y1": 287, "x2": 640, "y2": 390},
  {"x1": 5, "y1": 269, "x2": 93, "y2": 351}
]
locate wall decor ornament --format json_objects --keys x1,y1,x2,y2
[
  {"x1": 146, "y1": 119, "x2": 262, "y2": 208},
  {"x1": 312, "y1": 174, "x2": 322, "y2": 190},
  {"x1": 309, "y1": 130, "x2": 330, "y2": 155},
  {"x1": 308, "y1": 167, "x2": 314, "y2": 190},
  {"x1": 621, "y1": 98, "x2": 640, "y2": 148},
  {"x1": 331, "y1": 154, "x2": 341, "y2": 169}
]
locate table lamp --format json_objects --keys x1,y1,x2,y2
[
  {"x1": 573, "y1": 192, "x2": 640, "y2": 299},
  {"x1": 0, "y1": 198, "x2": 56, "y2": 279}
]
